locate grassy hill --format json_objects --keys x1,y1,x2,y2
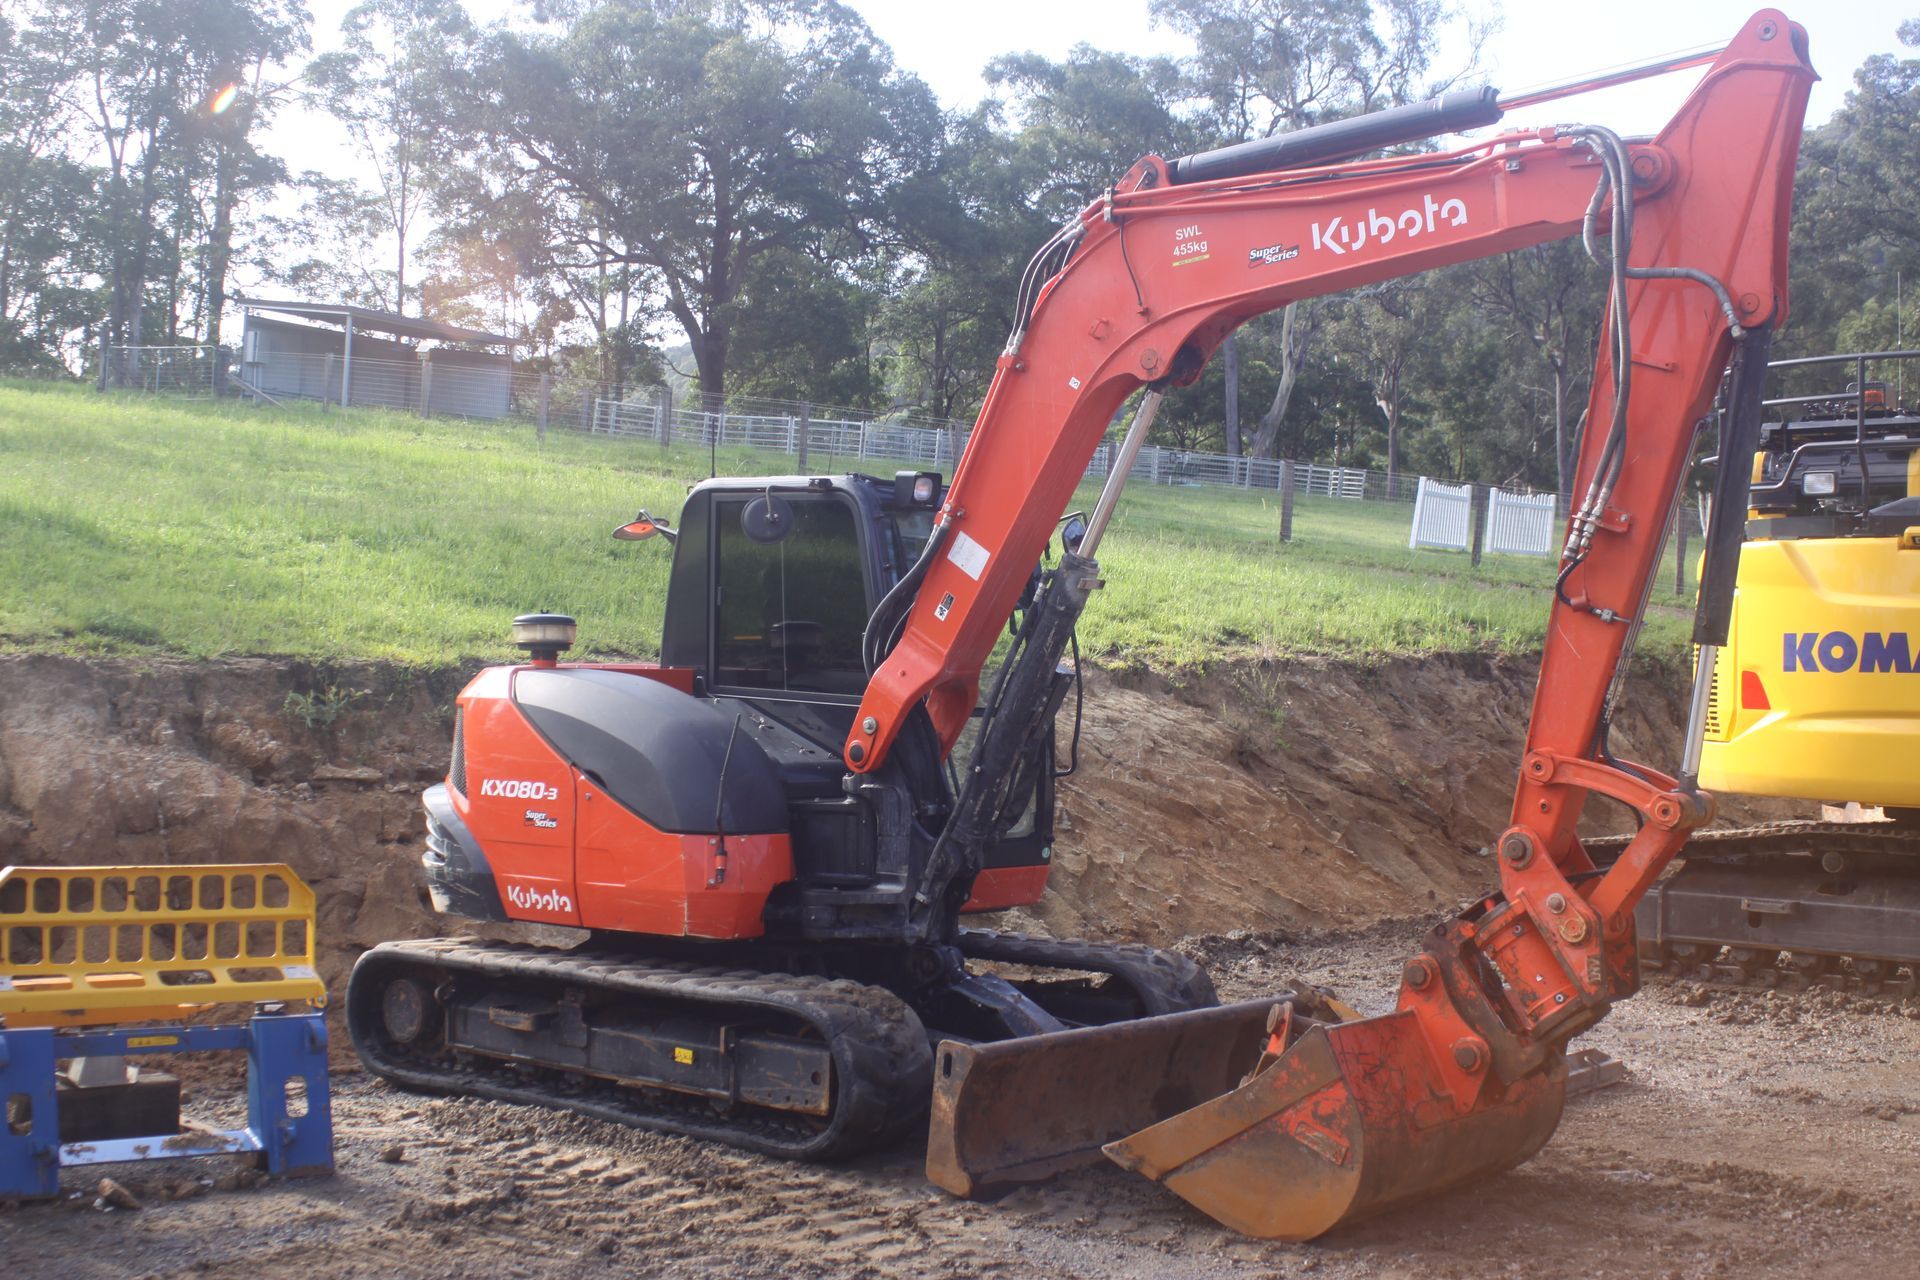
[{"x1": 0, "y1": 380, "x2": 1697, "y2": 667}]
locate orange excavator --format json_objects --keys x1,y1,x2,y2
[{"x1": 349, "y1": 12, "x2": 1815, "y2": 1240}]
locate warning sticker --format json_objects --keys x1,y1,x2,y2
[{"x1": 947, "y1": 531, "x2": 991, "y2": 581}]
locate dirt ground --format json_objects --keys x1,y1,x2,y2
[
  {"x1": 6, "y1": 920, "x2": 1916, "y2": 1280},
  {"x1": 0, "y1": 653, "x2": 1904, "y2": 1278}
]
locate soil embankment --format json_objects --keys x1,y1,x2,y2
[
  {"x1": 1029, "y1": 654, "x2": 1755, "y2": 943},
  {"x1": 0, "y1": 656, "x2": 460, "y2": 997},
  {"x1": 0, "y1": 651, "x2": 1789, "y2": 994}
]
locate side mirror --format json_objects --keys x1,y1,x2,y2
[
  {"x1": 1060, "y1": 513, "x2": 1088, "y2": 555},
  {"x1": 742, "y1": 494, "x2": 795, "y2": 544},
  {"x1": 613, "y1": 510, "x2": 677, "y2": 544}
]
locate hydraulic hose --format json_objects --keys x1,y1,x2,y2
[{"x1": 863, "y1": 518, "x2": 953, "y2": 675}]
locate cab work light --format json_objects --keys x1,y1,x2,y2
[{"x1": 894, "y1": 471, "x2": 942, "y2": 507}]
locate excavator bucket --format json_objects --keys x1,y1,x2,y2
[
  {"x1": 926, "y1": 999, "x2": 1283, "y2": 1198},
  {"x1": 1105, "y1": 1009, "x2": 1568, "y2": 1240}
]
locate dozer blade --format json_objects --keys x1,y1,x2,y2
[
  {"x1": 926, "y1": 999, "x2": 1282, "y2": 1198},
  {"x1": 1105, "y1": 1010, "x2": 1567, "y2": 1240}
]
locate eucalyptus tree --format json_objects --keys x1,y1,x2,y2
[
  {"x1": 0, "y1": 6, "x2": 95, "y2": 370},
  {"x1": 432, "y1": 0, "x2": 943, "y2": 403},
  {"x1": 1465, "y1": 241, "x2": 1603, "y2": 505},
  {"x1": 1150, "y1": 0, "x2": 1492, "y2": 458},
  {"x1": 1784, "y1": 17, "x2": 1920, "y2": 367},
  {"x1": 309, "y1": 0, "x2": 467, "y2": 317},
  {"x1": 30, "y1": 0, "x2": 307, "y2": 379},
  {"x1": 881, "y1": 45, "x2": 1196, "y2": 424}
]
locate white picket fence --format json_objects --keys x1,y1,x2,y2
[
  {"x1": 1485, "y1": 489, "x2": 1557, "y2": 556},
  {"x1": 1409, "y1": 476, "x2": 1556, "y2": 556},
  {"x1": 1409, "y1": 477, "x2": 1474, "y2": 551}
]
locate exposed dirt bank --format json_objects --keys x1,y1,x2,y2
[
  {"x1": 1028, "y1": 654, "x2": 1791, "y2": 944},
  {"x1": 0, "y1": 652, "x2": 1791, "y2": 997},
  {"x1": 0, "y1": 655, "x2": 462, "y2": 1000}
]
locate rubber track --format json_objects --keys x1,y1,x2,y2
[
  {"x1": 1639, "y1": 952, "x2": 1918, "y2": 1008},
  {"x1": 956, "y1": 929, "x2": 1219, "y2": 1015},
  {"x1": 1586, "y1": 819, "x2": 1920, "y2": 862},
  {"x1": 347, "y1": 939, "x2": 932, "y2": 1161},
  {"x1": 1590, "y1": 821, "x2": 1920, "y2": 1005}
]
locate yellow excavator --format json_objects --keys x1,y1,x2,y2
[{"x1": 1632, "y1": 351, "x2": 1920, "y2": 994}]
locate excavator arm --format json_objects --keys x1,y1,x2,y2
[
  {"x1": 894, "y1": 10, "x2": 1816, "y2": 1239},
  {"x1": 851, "y1": 11, "x2": 1808, "y2": 776}
]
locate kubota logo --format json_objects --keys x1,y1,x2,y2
[
  {"x1": 506, "y1": 882, "x2": 573, "y2": 914},
  {"x1": 1311, "y1": 194, "x2": 1469, "y2": 257},
  {"x1": 479, "y1": 777, "x2": 560, "y2": 800},
  {"x1": 1783, "y1": 631, "x2": 1914, "y2": 674}
]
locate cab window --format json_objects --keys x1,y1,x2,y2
[{"x1": 713, "y1": 495, "x2": 871, "y2": 695}]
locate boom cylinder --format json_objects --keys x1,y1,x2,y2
[{"x1": 1167, "y1": 88, "x2": 1504, "y2": 186}]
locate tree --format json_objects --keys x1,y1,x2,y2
[
  {"x1": 42, "y1": 0, "x2": 306, "y2": 382},
  {"x1": 1419, "y1": 301, "x2": 1543, "y2": 485},
  {"x1": 885, "y1": 44, "x2": 1197, "y2": 425},
  {"x1": 265, "y1": 175, "x2": 397, "y2": 309},
  {"x1": 1328, "y1": 276, "x2": 1445, "y2": 482},
  {"x1": 1151, "y1": 0, "x2": 1493, "y2": 457},
  {"x1": 192, "y1": 4, "x2": 309, "y2": 389},
  {"x1": 1783, "y1": 16, "x2": 1920, "y2": 375},
  {"x1": 1246, "y1": 299, "x2": 1321, "y2": 458},
  {"x1": 728, "y1": 249, "x2": 882, "y2": 406},
  {"x1": 59, "y1": 0, "x2": 184, "y2": 369},
  {"x1": 1467, "y1": 241, "x2": 1603, "y2": 504},
  {"x1": 981, "y1": 45, "x2": 1196, "y2": 223},
  {"x1": 0, "y1": 6, "x2": 97, "y2": 371},
  {"x1": 309, "y1": 0, "x2": 465, "y2": 317},
  {"x1": 881, "y1": 262, "x2": 1010, "y2": 421},
  {"x1": 435, "y1": 0, "x2": 942, "y2": 402}
]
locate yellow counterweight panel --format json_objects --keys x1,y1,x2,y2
[
  {"x1": 1701, "y1": 536, "x2": 1920, "y2": 806},
  {"x1": 0, "y1": 863, "x2": 326, "y2": 1028}
]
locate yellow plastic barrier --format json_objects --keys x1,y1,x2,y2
[{"x1": 0, "y1": 864, "x2": 326, "y2": 1028}]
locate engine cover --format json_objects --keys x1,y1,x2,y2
[{"x1": 433, "y1": 664, "x2": 796, "y2": 940}]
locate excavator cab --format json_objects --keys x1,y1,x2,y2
[
  {"x1": 647, "y1": 470, "x2": 1059, "y2": 924},
  {"x1": 1702, "y1": 353, "x2": 1920, "y2": 806},
  {"x1": 660, "y1": 473, "x2": 939, "y2": 697}
]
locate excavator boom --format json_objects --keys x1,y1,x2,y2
[{"x1": 899, "y1": 11, "x2": 1815, "y2": 1237}]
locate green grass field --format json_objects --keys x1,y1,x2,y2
[{"x1": 0, "y1": 380, "x2": 1698, "y2": 667}]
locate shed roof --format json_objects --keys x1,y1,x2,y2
[{"x1": 236, "y1": 297, "x2": 518, "y2": 347}]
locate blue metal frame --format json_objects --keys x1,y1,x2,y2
[{"x1": 0, "y1": 1011, "x2": 332, "y2": 1198}]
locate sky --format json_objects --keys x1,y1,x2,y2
[
  {"x1": 846, "y1": 0, "x2": 1904, "y2": 132},
  {"x1": 267, "y1": 0, "x2": 1914, "y2": 314},
  {"x1": 292, "y1": 0, "x2": 1910, "y2": 134}
]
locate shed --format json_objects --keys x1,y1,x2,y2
[{"x1": 234, "y1": 298, "x2": 520, "y2": 419}]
